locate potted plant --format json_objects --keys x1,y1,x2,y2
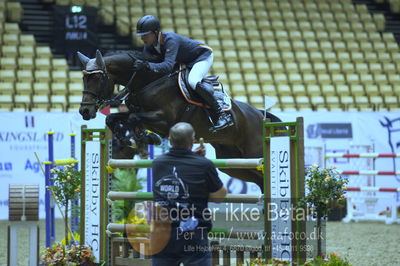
[
  {"x1": 48, "y1": 163, "x2": 81, "y2": 245},
  {"x1": 298, "y1": 164, "x2": 348, "y2": 257},
  {"x1": 41, "y1": 163, "x2": 104, "y2": 265},
  {"x1": 40, "y1": 241, "x2": 97, "y2": 266}
]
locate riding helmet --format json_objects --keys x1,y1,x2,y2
[{"x1": 136, "y1": 15, "x2": 160, "y2": 36}]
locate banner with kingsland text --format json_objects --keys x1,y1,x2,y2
[
  {"x1": 84, "y1": 141, "x2": 101, "y2": 262},
  {"x1": 0, "y1": 112, "x2": 105, "y2": 220},
  {"x1": 270, "y1": 136, "x2": 292, "y2": 261}
]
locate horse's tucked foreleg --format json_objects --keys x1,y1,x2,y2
[
  {"x1": 105, "y1": 112, "x2": 130, "y2": 135},
  {"x1": 106, "y1": 112, "x2": 140, "y2": 147},
  {"x1": 130, "y1": 110, "x2": 170, "y2": 137},
  {"x1": 127, "y1": 111, "x2": 168, "y2": 145}
]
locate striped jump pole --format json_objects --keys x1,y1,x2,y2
[
  {"x1": 108, "y1": 158, "x2": 263, "y2": 169},
  {"x1": 345, "y1": 187, "x2": 400, "y2": 192},
  {"x1": 338, "y1": 170, "x2": 400, "y2": 175},
  {"x1": 326, "y1": 152, "x2": 400, "y2": 158}
]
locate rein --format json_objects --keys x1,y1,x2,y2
[{"x1": 81, "y1": 59, "x2": 183, "y2": 110}]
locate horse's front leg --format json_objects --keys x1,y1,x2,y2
[
  {"x1": 105, "y1": 112, "x2": 138, "y2": 146},
  {"x1": 127, "y1": 110, "x2": 169, "y2": 145},
  {"x1": 105, "y1": 112, "x2": 130, "y2": 131}
]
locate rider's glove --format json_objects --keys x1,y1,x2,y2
[{"x1": 133, "y1": 59, "x2": 149, "y2": 71}]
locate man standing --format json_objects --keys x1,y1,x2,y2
[{"x1": 151, "y1": 122, "x2": 227, "y2": 266}]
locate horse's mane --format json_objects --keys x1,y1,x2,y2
[
  {"x1": 104, "y1": 49, "x2": 162, "y2": 63},
  {"x1": 104, "y1": 49, "x2": 143, "y2": 59}
]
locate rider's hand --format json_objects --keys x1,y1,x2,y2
[{"x1": 133, "y1": 60, "x2": 149, "y2": 71}]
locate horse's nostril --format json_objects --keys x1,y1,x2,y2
[{"x1": 79, "y1": 107, "x2": 90, "y2": 118}]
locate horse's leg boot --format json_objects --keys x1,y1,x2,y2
[
  {"x1": 138, "y1": 130, "x2": 162, "y2": 145},
  {"x1": 195, "y1": 81, "x2": 233, "y2": 131}
]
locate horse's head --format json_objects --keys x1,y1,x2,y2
[{"x1": 77, "y1": 50, "x2": 114, "y2": 120}]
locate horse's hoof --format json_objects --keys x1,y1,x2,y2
[{"x1": 128, "y1": 137, "x2": 137, "y2": 148}]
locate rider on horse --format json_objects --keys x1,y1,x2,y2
[{"x1": 133, "y1": 15, "x2": 233, "y2": 132}]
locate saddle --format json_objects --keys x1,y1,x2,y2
[{"x1": 177, "y1": 67, "x2": 232, "y2": 111}]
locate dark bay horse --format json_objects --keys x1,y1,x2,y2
[{"x1": 78, "y1": 50, "x2": 281, "y2": 190}]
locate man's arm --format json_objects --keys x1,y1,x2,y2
[
  {"x1": 209, "y1": 186, "x2": 227, "y2": 202},
  {"x1": 148, "y1": 39, "x2": 178, "y2": 73}
]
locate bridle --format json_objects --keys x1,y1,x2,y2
[
  {"x1": 80, "y1": 53, "x2": 183, "y2": 111},
  {"x1": 81, "y1": 69, "x2": 111, "y2": 110}
]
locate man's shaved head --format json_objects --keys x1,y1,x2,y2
[{"x1": 169, "y1": 122, "x2": 195, "y2": 149}]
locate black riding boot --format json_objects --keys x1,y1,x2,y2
[{"x1": 195, "y1": 81, "x2": 233, "y2": 131}]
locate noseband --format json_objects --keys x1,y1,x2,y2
[{"x1": 80, "y1": 69, "x2": 110, "y2": 109}]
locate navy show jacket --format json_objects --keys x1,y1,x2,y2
[{"x1": 143, "y1": 32, "x2": 212, "y2": 73}]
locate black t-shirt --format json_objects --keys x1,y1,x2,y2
[{"x1": 152, "y1": 148, "x2": 223, "y2": 230}]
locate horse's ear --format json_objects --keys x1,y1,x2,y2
[
  {"x1": 95, "y1": 49, "x2": 106, "y2": 71},
  {"x1": 77, "y1": 51, "x2": 90, "y2": 67}
]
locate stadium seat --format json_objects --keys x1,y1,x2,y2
[
  {"x1": 51, "y1": 82, "x2": 67, "y2": 95},
  {"x1": 0, "y1": 57, "x2": 17, "y2": 70},
  {"x1": 33, "y1": 82, "x2": 50, "y2": 95},
  {"x1": 19, "y1": 45, "x2": 35, "y2": 58},
  {"x1": 36, "y1": 46, "x2": 52, "y2": 58},
  {"x1": 1, "y1": 0, "x2": 398, "y2": 112},
  {"x1": 19, "y1": 34, "x2": 36, "y2": 46},
  {"x1": 35, "y1": 58, "x2": 51, "y2": 70},
  {"x1": 15, "y1": 82, "x2": 33, "y2": 95},
  {"x1": 18, "y1": 58, "x2": 34, "y2": 70},
  {"x1": 1, "y1": 45, "x2": 18, "y2": 57},
  {"x1": 52, "y1": 58, "x2": 69, "y2": 71},
  {"x1": 0, "y1": 69, "x2": 16, "y2": 82},
  {"x1": 0, "y1": 82, "x2": 15, "y2": 95},
  {"x1": 17, "y1": 70, "x2": 34, "y2": 83}
]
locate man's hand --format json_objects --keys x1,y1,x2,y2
[
  {"x1": 133, "y1": 59, "x2": 149, "y2": 71},
  {"x1": 193, "y1": 138, "x2": 206, "y2": 156}
]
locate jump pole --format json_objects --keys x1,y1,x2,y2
[
  {"x1": 80, "y1": 118, "x2": 306, "y2": 264},
  {"x1": 108, "y1": 158, "x2": 263, "y2": 169}
]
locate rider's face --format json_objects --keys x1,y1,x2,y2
[{"x1": 141, "y1": 32, "x2": 157, "y2": 46}]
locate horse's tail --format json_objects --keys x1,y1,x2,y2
[{"x1": 258, "y1": 109, "x2": 282, "y2": 123}]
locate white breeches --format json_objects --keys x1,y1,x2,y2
[{"x1": 188, "y1": 53, "x2": 214, "y2": 89}]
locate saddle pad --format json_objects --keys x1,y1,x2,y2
[{"x1": 178, "y1": 68, "x2": 232, "y2": 111}]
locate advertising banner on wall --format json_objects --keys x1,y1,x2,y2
[
  {"x1": 0, "y1": 112, "x2": 105, "y2": 220},
  {"x1": 1, "y1": 110, "x2": 400, "y2": 220},
  {"x1": 214, "y1": 110, "x2": 400, "y2": 219}
]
